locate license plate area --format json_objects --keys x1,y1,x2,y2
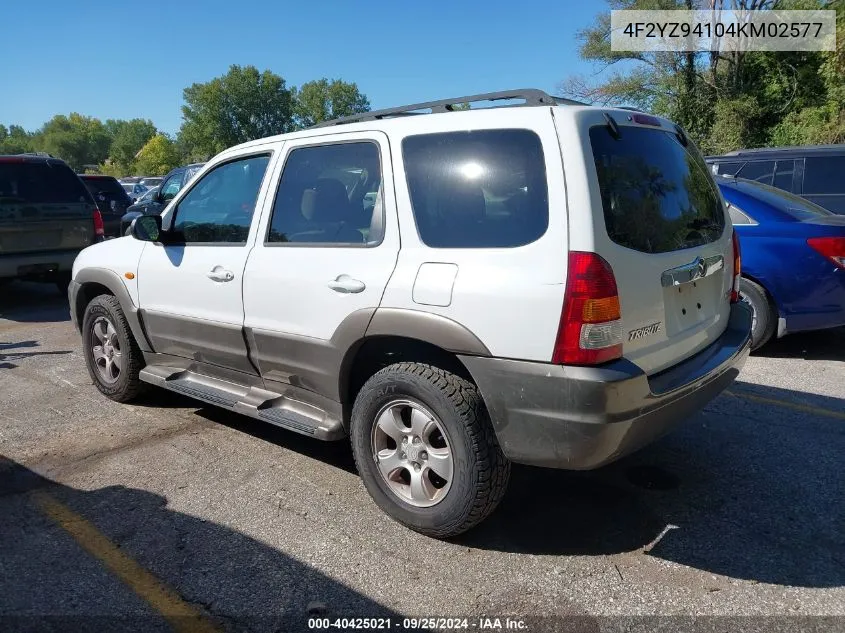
[{"x1": 663, "y1": 275, "x2": 721, "y2": 336}]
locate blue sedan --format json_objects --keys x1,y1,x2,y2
[{"x1": 717, "y1": 176, "x2": 845, "y2": 350}]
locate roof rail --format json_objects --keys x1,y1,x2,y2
[{"x1": 311, "y1": 89, "x2": 586, "y2": 128}]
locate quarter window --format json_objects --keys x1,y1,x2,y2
[
  {"x1": 268, "y1": 142, "x2": 382, "y2": 245},
  {"x1": 171, "y1": 154, "x2": 270, "y2": 244},
  {"x1": 401, "y1": 129, "x2": 548, "y2": 248},
  {"x1": 803, "y1": 156, "x2": 845, "y2": 194}
]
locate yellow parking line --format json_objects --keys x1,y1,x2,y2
[
  {"x1": 31, "y1": 490, "x2": 220, "y2": 633},
  {"x1": 726, "y1": 390, "x2": 845, "y2": 420}
]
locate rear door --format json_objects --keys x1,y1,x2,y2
[
  {"x1": 558, "y1": 111, "x2": 734, "y2": 375},
  {"x1": 0, "y1": 158, "x2": 94, "y2": 256}
]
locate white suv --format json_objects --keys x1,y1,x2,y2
[{"x1": 69, "y1": 90, "x2": 752, "y2": 538}]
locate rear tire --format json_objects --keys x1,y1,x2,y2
[
  {"x1": 739, "y1": 277, "x2": 776, "y2": 351},
  {"x1": 350, "y1": 362, "x2": 510, "y2": 538},
  {"x1": 82, "y1": 295, "x2": 146, "y2": 402}
]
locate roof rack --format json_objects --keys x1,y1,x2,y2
[{"x1": 311, "y1": 89, "x2": 586, "y2": 128}]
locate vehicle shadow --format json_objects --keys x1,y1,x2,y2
[
  {"x1": 754, "y1": 326, "x2": 845, "y2": 361},
  {"x1": 455, "y1": 382, "x2": 844, "y2": 589},
  {"x1": 0, "y1": 456, "x2": 403, "y2": 632},
  {"x1": 0, "y1": 281, "x2": 70, "y2": 324},
  {"x1": 0, "y1": 340, "x2": 73, "y2": 370}
]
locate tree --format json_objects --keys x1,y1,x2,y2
[
  {"x1": 107, "y1": 118, "x2": 158, "y2": 173},
  {"x1": 179, "y1": 65, "x2": 295, "y2": 160},
  {"x1": 37, "y1": 113, "x2": 111, "y2": 171},
  {"x1": 134, "y1": 134, "x2": 180, "y2": 176},
  {"x1": 293, "y1": 79, "x2": 370, "y2": 128},
  {"x1": 0, "y1": 124, "x2": 33, "y2": 154},
  {"x1": 560, "y1": 0, "x2": 844, "y2": 152}
]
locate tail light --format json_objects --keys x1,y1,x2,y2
[
  {"x1": 730, "y1": 229, "x2": 741, "y2": 303},
  {"x1": 807, "y1": 237, "x2": 845, "y2": 269},
  {"x1": 552, "y1": 252, "x2": 623, "y2": 365},
  {"x1": 92, "y1": 208, "x2": 105, "y2": 239}
]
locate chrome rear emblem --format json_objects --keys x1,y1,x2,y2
[{"x1": 628, "y1": 322, "x2": 662, "y2": 341}]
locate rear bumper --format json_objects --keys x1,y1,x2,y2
[
  {"x1": 0, "y1": 250, "x2": 79, "y2": 279},
  {"x1": 460, "y1": 302, "x2": 752, "y2": 469}
]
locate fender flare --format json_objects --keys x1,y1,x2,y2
[{"x1": 72, "y1": 268, "x2": 153, "y2": 352}]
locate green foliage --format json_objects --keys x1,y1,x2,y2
[
  {"x1": 37, "y1": 113, "x2": 112, "y2": 171},
  {"x1": 179, "y1": 64, "x2": 295, "y2": 160},
  {"x1": 107, "y1": 119, "x2": 158, "y2": 173},
  {"x1": 3, "y1": 66, "x2": 370, "y2": 170},
  {"x1": 562, "y1": 0, "x2": 845, "y2": 152},
  {"x1": 293, "y1": 78, "x2": 370, "y2": 128},
  {"x1": 134, "y1": 135, "x2": 180, "y2": 176},
  {"x1": 0, "y1": 124, "x2": 33, "y2": 154}
]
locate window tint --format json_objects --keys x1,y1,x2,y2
[
  {"x1": 803, "y1": 156, "x2": 845, "y2": 194},
  {"x1": 0, "y1": 161, "x2": 91, "y2": 204},
  {"x1": 402, "y1": 129, "x2": 548, "y2": 248},
  {"x1": 737, "y1": 160, "x2": 775, "y2": 185},
  {"x1": 160, "y1": 174, "x2": 182, "y2": 202},
  {"x1": 772, "y1": 160, "x2": 795, "y2": 191},
  {"x1": 590, "y1": 125, "x2": 725, "y2": 254},
  {"x1": 268, "y1": 142, "x2": 382, "y2": 244},
  {"x1": 715, "y1": 161, "x2": 743, "y2": 176},
  {"x1": 172, "y1": 154, "x2": 270, "y2": 244}
]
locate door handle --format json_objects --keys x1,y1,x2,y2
[
  {"x1": 207, "y1": 268, "x2": 235, "y2": 282},
  {"x1": 328, "y1": 274, "x2": 366, "y2": 294}
]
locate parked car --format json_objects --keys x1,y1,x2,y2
[
  {"x1": 0, "y1": 154, "x2": 102, "y2": 292},
  {"x1": 119, "y1": 163, "x2": 205, "y2": 235},
  {"x1": 706, "y1": 144, "x2": 845, "y2": 214},
  {"x1": 121, "y1": 181, "x2": 148, "y2": 202},
  {"x1": 68, "y1": 89, "x2": 751, "y2": 538},
  {"x1": 139, "y1": 176, "x2": 163, "y2": 189},
  {"x1": 717, "y1": 175, "x2": 845, "y2": 349},
  {"x1": 78, "y1": 174, "x2": 133, "y2": 238}
]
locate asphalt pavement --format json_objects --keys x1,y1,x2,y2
[{"x1": 1, "y1": 281, "x2": 843, "y2": 633}]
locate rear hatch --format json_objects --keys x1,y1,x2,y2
[
  {"x1": 560, "y1": 110, "x2": 734, "y2": 375},
  {"x1": 0, "y1": 158, "x2": 95, "y2": 255}
]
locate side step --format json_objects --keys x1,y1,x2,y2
[{"x1": 139, "y1": 366, "x2": 345, "y2": 441}]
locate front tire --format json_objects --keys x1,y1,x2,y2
[
  {"x1": 350, "y1": 362, "x2": 510, "y2": 538},
  {"x1": 81, "y1": 295, "x2": 145, "y2": 402},
  {"x1": 739, "y1": 277, "x2": 776, "y2": 351}
]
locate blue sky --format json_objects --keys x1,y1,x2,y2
[{"x1": 0, "y1": 0, "x2": 604, "y2": 136}]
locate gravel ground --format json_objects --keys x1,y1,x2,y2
[{"x1": 1, "y1": 281, "x2": 843, "y2": 633}]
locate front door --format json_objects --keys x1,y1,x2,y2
[
  {"x1": 242, "y1": 132, "x2": 400, "y2": 399},
  {"x1": 137, "y1": 150, "x2": 275, "y2": 375}
]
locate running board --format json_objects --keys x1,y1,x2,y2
[{"x1": 139, "y1": 366, "x2": 345, "y2": 440}]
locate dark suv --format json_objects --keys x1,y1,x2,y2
[
  {"x1": 120, "y1": 162, "x2": 205, "y2": 234},
  {"x1": 0, "y1": 154, "x2": 99, "y2": 291},
  {"x1": 706, "y1": 144, "x2": 845, "y2": 214},
  {"x1": 78, "y1": 174, "x2": 133, "y2": 238}
]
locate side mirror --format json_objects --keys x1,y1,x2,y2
[{"x1": 130, "y1": 215, "x2": 162, "y2": 242}]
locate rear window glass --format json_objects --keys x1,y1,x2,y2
[
  {"x1": 0, "y1": 161, "x2": 91, "y2": 204},
  {"x1": 82, "y1": 177, "x2": 126, "y2": 197},
  {"x1": 402, "y1": 129, "x2": 548, "y2": 248},
  {"x1": 590, "y1": 125, "x2": 725, "y2": 254},
  {"x1": 803, "y1": 156, "x2": 845, "y2": 194}
]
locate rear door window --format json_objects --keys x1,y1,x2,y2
[
  {"x1": 803, "y1": 156, "x2": 845, "y2": 194},
  {"x1": 736, "y1": 160, "x2": 775, "y2": 185},
  {"x1": 0, "y1": 161, "x2": 91, "y2": 204},
  {"x1": 772, "y1": 160, "x2": 795, "y2": 191},
  {"x1": 401, "y1": 129, "x2": 548, "y2": 248},
  {"x1": 589, "y1": 125, "x2": 725, "y2": 254}
]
